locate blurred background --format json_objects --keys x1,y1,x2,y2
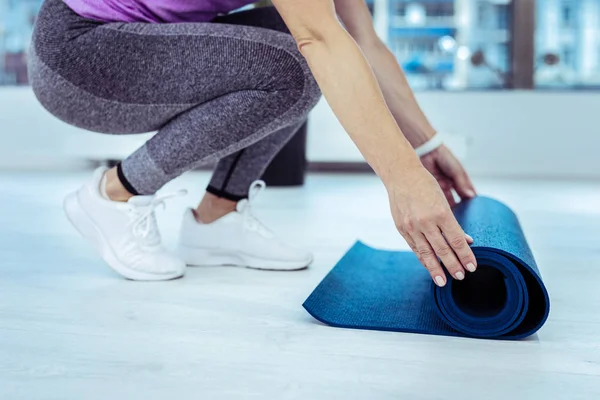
[{"x1": 0, "y1": 0, "x2": 599, "y2": 179}]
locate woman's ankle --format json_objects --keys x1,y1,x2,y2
[
  {"x1": 104, "y1": 167, "x2": 134, "y2": 202},
  {"x1": 195, "y1": 193, "x2": 237, "y2": 223}
]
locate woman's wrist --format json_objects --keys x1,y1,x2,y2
[
  {"x1": 375, "y1": 150, "x2": 424, "y2": 188},
  {"x1": 415, "y1": 133, "x2": 444, "y2": 157},
  {"x1": 404, "y1": 125, "x2": 437, "y2": 148}
]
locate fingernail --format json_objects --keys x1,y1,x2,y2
[
  {"x1": 465, "y1": 234, "x2": 473, "y2": 242},
  {"x1": 467, "y1": 190, "x2": 476, "y2": 198},
  {"x1": 435, "y1": 276, "x2": 446, "y2": 287},
  {"x1": 466, "y1": 263, "x2": 476, "y2": 272},
  {"x1": 455, "y1": 271, "x2": 465, "y2": 280}
]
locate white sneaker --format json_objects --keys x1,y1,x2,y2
[
  {"x1": 178, "y1": 181, "x2": 313, "y2": 271},
  {"x1": 64, "y1": 167, "x2": 186, "y2": 281}
]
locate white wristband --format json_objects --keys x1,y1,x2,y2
[{"x1": 415, "y1": 133, "x2": 444, "y2": 157}]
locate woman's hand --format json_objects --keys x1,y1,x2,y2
[
  {"x1": 271, "y1": 0, "x2": 476, "y2": 285},
  {"x1": 387, "y1": 166, "x2": 478, "y2": 287},
  {"x1": 420, "y1": 145, "x2": 477, "y2": 207}
]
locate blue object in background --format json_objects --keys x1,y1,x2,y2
[
  {"x1": 303, "y1": 197, "x2": 550, "y2": 340},
  {"x1": 402, "y1": 57, "x2": 428, "y2": 73},
  {"x1": 389, "y1": 27, "x2": 456, "y2": 38}
]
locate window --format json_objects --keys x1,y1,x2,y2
[
  {"x1": 561, "y1": 4, "x2": 573, "y2": 28},
  {"x1": 427, "y1": 3, "x2": 454, "y2": 18},
  {"x1": 536, "y1": 0, "x2": 600, "y2": 88},
  {"x1": 386, "y1": 0, "x2": 513, "y2": 90},
  {"x1": 497, "y1": 43, "x2": 509, "y2": 72},
  {"x1": 4, "y1": 0, "x2": 600, "y2": 91},
  {"x1": 0, "y1": 0, "x2": 42, "y2": 85},
  {"x1": 561, "y1": 7, "x2": 571, "y2": 27},
  {"x1": 563, "y1": 47, "x2": 573, "y2": 66},
  {"x1": 496, "y1": 5, "x2": 509, "y2": 30},
  {"x1": 393, "y1": 3, "x2": 407, "y2": 17},
  {"x1": 477, "y1": 3, "x2": 487, "y2": 29}
]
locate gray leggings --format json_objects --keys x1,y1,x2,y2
[{"x1": 30, "y1": 0, "x2": 321, "y2": 199}]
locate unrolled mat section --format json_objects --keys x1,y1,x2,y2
[{"x1": 303, "y1": 197, "x2": 550, "y2": 339}]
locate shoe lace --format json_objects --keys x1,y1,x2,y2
[
  {"x1": 237, "y1": 180, "x2": 274, "y2": 239},
  {"x1": 126, "y1": 190, "x2": 188, "y2": 247}
]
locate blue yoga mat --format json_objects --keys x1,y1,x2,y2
[{"x1": 303, "y1": 197, "x2": 550, "y2": 339}]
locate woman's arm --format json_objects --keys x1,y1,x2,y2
[
  {"x1": 272, "y1": 0, "x2": 478, "y2": 286},
  {"x1": 334, "y1": 0, "x2": 433, "y2": 148},
  {"x1": 274, "y1": 0, "x2": 419, "y2": 182},
  {"x1": 335, "y1": 0, "x2": 477, "y2": 204}
]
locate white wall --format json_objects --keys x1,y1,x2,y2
[
  {"x1": 0, "y1": 87, "x2": 153, "y2": 169},
  {"x1": 308, "y1": 91, "x2": 600, "y2": 178},
  {"x1": 1, "y1": 87, "x2": 599, "y2": 178}
]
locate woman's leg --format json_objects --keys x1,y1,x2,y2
[
  {"x1": 203, "y1": 8, "x2": 312, "y2": 211},
  {"x1": 31, "y1": 1, "x2": 321, "y2": 196},
  {"x1": 30, "y1": 0, "x2": 320, "y2": 277},
  {"x1": 174, "y1": 8, "x2": 318, "y2": 269},
  {"x1": 198, "y1": 119, "x2": 305, "y2": 222}
]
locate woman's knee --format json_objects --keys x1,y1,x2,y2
[
  {"x1": 287, "y1": 56, "x2": 321, "y2": 115},
  {"x1": 302, "y1": 70, "x2": 322, "y2": 111},
  {"x1": 253, "y1": 33, "x2": 321, "y2": 114},
  {"x1": 277, "y1": 43, "x2": 322, "y2": 112}
]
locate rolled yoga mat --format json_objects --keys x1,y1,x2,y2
[{"x1": 303, "y1": 197, "x2": 550, "y2": 339}]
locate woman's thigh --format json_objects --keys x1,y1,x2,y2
[{"x1": 30, "y1": 0, "x2": 310, "y2": 134}]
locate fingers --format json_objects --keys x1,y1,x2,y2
[
  {"x1": 403, "y1": 234, "x2": 417, "y2": 254},
  {"x1": 422, "y1": 224, "x2": 466, "y2": 282},
  {"x1": 401, "y1": 219, "x2": 476, "y2": 287},
  {"x1": 432, "y1": 147, "x2": 476, "y2": 201},
  {"x1": 404, "y1": 235, "x2": 425, "y2": 266},
  {"x1": 413, "y1": 233, "x2": 447, "y2": 287},
  {"x1": 452, "y1": 169, "x2": 477, "y2": 200},
  {"x1": 442, "y1": 187, "x2": 456, "y2": 207},
  {"x1": 434, "y1": 177, "x2": 456, "y2": 207},
  {"x1": 440, "y1": 216, "x2": 477, "y2": 273}
]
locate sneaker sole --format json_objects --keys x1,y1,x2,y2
[
  {"x1": 179, "y1": 246, "x2": 311, "y2": 271},
  {"x1": 64, "y1": 191, "x2": 184, "y2": 281}
]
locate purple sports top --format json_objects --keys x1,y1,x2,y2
[{"x1": 62, "y1": 0, "x2": 258, "y2": 23}]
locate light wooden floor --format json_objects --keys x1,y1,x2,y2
[{"x1": 0, "y1": 171, "x2": 599, "y2": 400}]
